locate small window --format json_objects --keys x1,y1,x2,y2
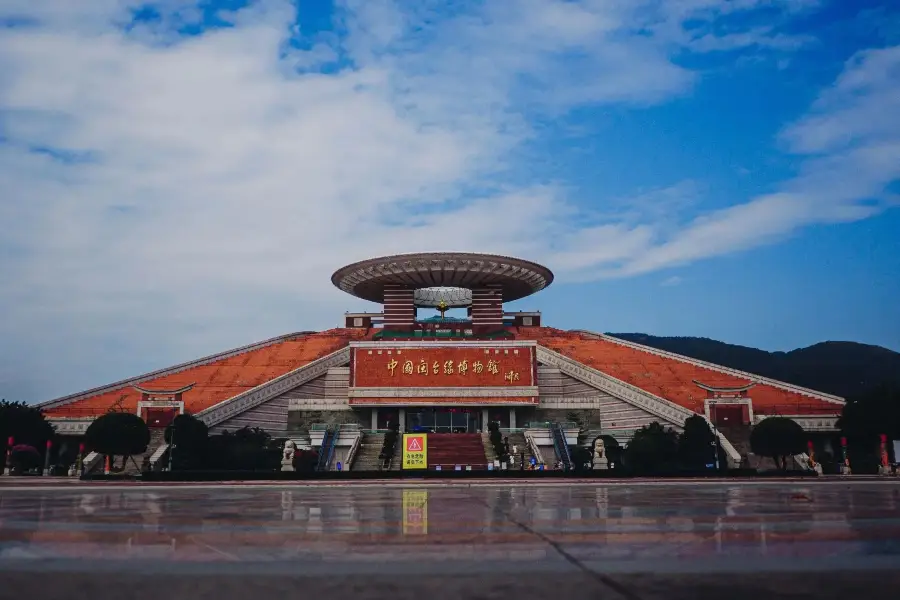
[
  {"x1": 522, "y1": 316, "x2": 533, "y2": 326},
  {"x1": 353, "y1": 317, "x2": 364, "y2": 327}
]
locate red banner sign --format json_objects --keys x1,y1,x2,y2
[{"x1": 352, "y1": 346, "x2": 535, "y2": 388}]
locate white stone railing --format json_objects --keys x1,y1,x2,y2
[
  {"x1": 345, "y1": 431, "x2": 363, "y2": 471},
  {"x1": 524, "y1": 431, "x2": 545, "y2": 465},
  {"x1": 574, "y1": 330, "x2": 845, "y2": 405},
  {"x1": 37, "y1": 331, "x2": 315, "y2": 411},
  {"x1": 196, "y1": 346, "x2": 351, "y2": 427},
  {"x1": 149, "y1": 444, "x2": 169, "y2": 469},
  {"x1": 536, "y1": 346, "x2": 696, "y2": 427}
]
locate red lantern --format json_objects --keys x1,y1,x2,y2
[
  {"x1": 78, "y1": 443, "x2": 85, "y2": 454},
  {"x1": 807, "y1": 440, "x2": 814, "y2": 451},
  {"x1": 840, "y1": 437, "x2": 847, "y2": 447},
  {"x1": 46, "y1": 440, "x2": 53, "y2": 449},
  {"x1": 6, "y1": 436, "x2": 12, "y2": 447}
]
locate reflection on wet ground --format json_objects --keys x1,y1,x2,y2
[{"x1": 1, "y1": 480, "x2": 900, "y2": 599}]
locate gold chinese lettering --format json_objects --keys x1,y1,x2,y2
[
  {"x1": 473, "y1": 361, "x2": 484, "y2": 374},
  {"x1": 387, "y1": 358, "x2": 398, "y2": 376},
  {"x1": 432, "y1": 361, "x2": 440, "y2": 374},
  {"x1": 487, "y1": 360, "x2": 499, "y2": 375},
  {"x1": 504, "y1": 370, "x2": 520, "y2": 383},
  {"x1": 402, "y1": 360, "x2": 414, "y2": 375},
  {"x1": 443, "y1": 360, "x2": 454, "y2": 374},
  {"x1": 457, "y1": 359, "x2": 469, "y2": 375},
  {"x1": 417, "y1": 359, "x2": 428, "y2": 374}
]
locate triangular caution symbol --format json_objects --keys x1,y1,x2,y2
[{"x1": 407, "y1": 437, "x2": 423, "y2": 452}]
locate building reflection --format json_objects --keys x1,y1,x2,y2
[{"x1": 1, "y1": 484, "x2": 899, "y2": 563}]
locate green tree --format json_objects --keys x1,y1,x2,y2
[
  {"x1": 596, "y1": 435, "x2": 623, "y2": 467},
  {"x1": 164, "y1": 413, "x2": 209, "y2": 470},
  {"x1": 84, "y1": 412, "x2": 150, "y2": 470},
  {"x1": 678, "y1": 415, "x2": 718, "y2": 470},
  {"x1": 0, "y1": 400, "x2": 55, "y2": 459},
  {"x1": 205, "y1": 427, "x2": 280, "y2": 471},
  {"x1": 622, "y1": 422, "x2": 679, "y2": 474},
  {"x1": 749, "y1": 416, "x2": 806, "y2": 470}
]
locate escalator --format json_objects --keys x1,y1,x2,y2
[
  {"x1": 551, "y1": 422, "x2": 572, "y2": 471},
  {"x1": 316, "y1": 426, "x2": 338, "y2": 472}
]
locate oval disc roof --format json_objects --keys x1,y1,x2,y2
[{"x1": 331, "y1": 252, "x2": 554, "y2": 304}]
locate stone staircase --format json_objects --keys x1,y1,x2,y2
[
  {"x1": 719, "y1": 424, "x2": 757, "y2": 469},
  {"x1": 350, "y1": 432, "x2": 386, "y2": 471},
  {"x1": 122, "y1": 429, "x2": 167, "y2": 476},
  {"x1": 505, "y1": 432, "x2": 535, "y2": 468},
  {"x1": 481, "y1": 432, "x2": 498, "y2": 465},
  {"x1": 389, "y1": 434, "x2": 403, "y2": 470}
]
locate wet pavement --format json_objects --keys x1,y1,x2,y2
[{"x1": 1, "y1": 479, "x2": 900, "y2": 599}]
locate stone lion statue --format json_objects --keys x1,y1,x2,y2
[
  {"x1": 594, "y1": 438, "x2": 605, "y2": 459},
  {"x1": 593, "y1": 437, "x2": 608, "y2": 470},
  {"x1": 283, "y1": 440, "x2": 296, "y2": 460}
]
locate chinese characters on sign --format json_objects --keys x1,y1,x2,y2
[
  {"x1": 387, "y1": 357, "x2": 518, "y2": 381},
  {"x1": 402, "y1": 434, "x2": 428, "y2": 470}
]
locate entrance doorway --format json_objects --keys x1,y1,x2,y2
[{"x1": 406, "y1": 408, "x2": 480, "y2": 433}]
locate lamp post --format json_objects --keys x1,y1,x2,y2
[
  {"x1": 167, "y1": 424, "x2": 175, "y2": 472},
  {"x1": 4, "y1": 436, "x2": 13, "y2": 476},
  {"x1": 709, "y1": 401, "x2": 721, "y2": 471}
]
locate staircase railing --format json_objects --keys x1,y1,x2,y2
[
  {"x1": 344, "y1": 431, "x2": 363, "y2": 471},
  {"x1": 524, "y1": 431, "x2": 544, "y2": 465},
  {"x1": 551, "y1": 422, "x2": 572, "y2": 470}
]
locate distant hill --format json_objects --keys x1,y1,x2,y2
[{"x1": 607, "y1": 334, "x2": 900, "y2": 400}]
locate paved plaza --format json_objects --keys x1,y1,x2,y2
[{"x1": 1, "y1": 479, "x2": 900, "y2": 599}]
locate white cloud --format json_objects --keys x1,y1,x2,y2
[
  {"x1": 0, "y1": 0, "x2": 892, "y2": 400},
  {"x1": 661, "y1": 276, "x2": 683, "y2": 287}
]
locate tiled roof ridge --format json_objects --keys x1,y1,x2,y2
[
  {"x1": 36, "y1": 330, "x2": 326, "y2": 411},
  {"x1": 565, "y1": 328, "x2": 845, "y2": 405}
]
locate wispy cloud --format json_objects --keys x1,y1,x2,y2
[
  {"x1": 661, "y1": 276, "x2": 683, "y2": 287},
  {"x1": 0, "y1": 0, "x2": 894, "y2": 400}
]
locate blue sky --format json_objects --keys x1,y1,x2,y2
[{"x1": 1, "y1": 0, "x2": 899, "y2": 403}]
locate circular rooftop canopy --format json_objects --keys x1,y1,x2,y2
[{"x1": 332, "y1": 252, "x2": 553, "y2": 305}]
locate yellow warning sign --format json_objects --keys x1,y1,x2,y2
[
  {"x1": 402, "y1": 489, "x2": 428, "y2": 535},
  {"x1": 402, "y1": 433, "x2": 428, "y2": 469}
]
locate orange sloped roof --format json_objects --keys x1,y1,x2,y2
[
  {"x1": 43, "y1": 328, "x2": 368, "y2": 419},
  {"x1": 518, "y1": 327, "x2": 842, "y2": 416}
]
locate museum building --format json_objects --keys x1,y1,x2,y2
[{"x1": 36, "y1": 252, "x2": 845, "y2": 471}]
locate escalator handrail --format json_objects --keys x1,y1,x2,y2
[
  {"x1": 316, "y1": 427, "x2": 333, "y2": 471},
  {"x1": 551, "y1": 423, "x2": 572, "y2": 470},
  {"x1": 325, "y1": 426, "x2": 339, "y2": 470}
]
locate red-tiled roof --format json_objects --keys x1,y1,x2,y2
[
  {"x1": 348, "y1": 397, "x2": 537, "y2": 405},
  {"x1": 516, "y1": 327, "x2": 843, "y2": 416},
  {"x1": 43, "y1": 329, "x2": 369, "y2": 419}
]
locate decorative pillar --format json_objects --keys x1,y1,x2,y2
[
  {"x1": 43, "y1": 440, "x2": 53, "y2": 476},
  {"x1": 383, "y1": 284, "x2": 415, "y2": 329},
  {"x1": 879, "y1": 434, "x2": 891, "y2": 475},
  {"x1": 371, "y1": 408, "x2": 378, "y2": 430},
  {"x1": 398, "y1": 408, "x2": 406, "y2": 433},
  {"x1": 471, "y1": 283, "x2": 503, "y2": 327},
  {"x1": 481, "y1": 408, "x2": 489, "y2": 431},
  {"x1": 509, "y1": 407, "x2": 517, "y2": 429}
]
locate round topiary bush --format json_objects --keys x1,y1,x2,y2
[{"x1": 84, "y1": 412, "x2": 151, "y2": 458}]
